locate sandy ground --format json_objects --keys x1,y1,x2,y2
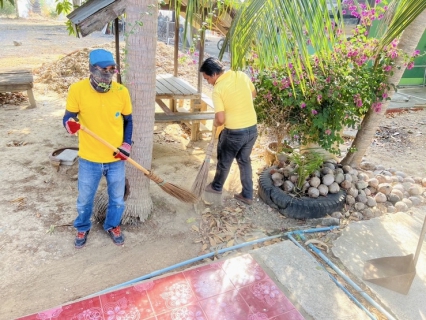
[{"x1": 1, "y1": 17, "x2": 426, "y2": 320}]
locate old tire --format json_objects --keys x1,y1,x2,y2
[
  {"x1": 258, "y1": 166, "x2": 346, "y2": 219},
  {"x1": 258, "y1": 167, "x2": 279, "y2": 209}
]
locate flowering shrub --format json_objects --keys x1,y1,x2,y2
[
  {"x1": 249, "y1": 0, "x2": 420, "y2": 154},
  {"x1": 178, "y1": 49, "x2": 199, "y2": 65}
]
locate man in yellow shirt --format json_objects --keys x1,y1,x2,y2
[
  {"x1": 63, "y1": 49, "x2": 133, "y2": 248},
  {"x1": 200, "y1": 57, "x2": 258, "y2": 205}
]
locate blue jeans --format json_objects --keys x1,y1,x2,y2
[
  {"x1": 74, "y1": 158, "x2": 126, "y2": 232},
  {"x1": 211, "y1": 125, "x2": 258, "y2": 199}
]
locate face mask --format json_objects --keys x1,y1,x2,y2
[{"x1": 89, "y1": 64, "x2": 115, "y2": 93}]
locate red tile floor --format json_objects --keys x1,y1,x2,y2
[{"x1": 18, "y1": 254, "x2": 304, "y2": 320}]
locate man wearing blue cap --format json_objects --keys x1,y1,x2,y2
[{"x1": 62, "y1": 49, "x2": 133, "y2": 248}]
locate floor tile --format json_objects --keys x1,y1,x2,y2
[
  {"x1": 17, "y1": 253, "x2": 305, "y2": 320},
  {"x1": 183, "y1": 262, "x2": 235, "y2": 300},
  {"x1": 17, "y1": 297, "x2": 102, "y2": 320},
  {"x1": 270, "y1": 308, "x2": 306, "y2": 320},
  {"x1": 156, "y1": 303, "x2": 207, "y2": 320},
  {"x1": 238, "y1": 278, "x2": 296, "y2": 319},
  {"x1": 221, "y1": 253, "x2": 268, "y2": 288},
  {"x1": 145, "y1": 272, "x2": 198, "y2": 315},
  {"x1": 199, "y1": 289, "x2": 251, "y2": 319},
  {"x1": 99, "y1": 286, "x2": 155, "y2": 319}
]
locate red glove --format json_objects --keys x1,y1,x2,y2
[
  {"x1": 114, "y1": 142, "x2": 131, "y2": 160},
  {"x1": 65, "y1": 120, "x2": 81, "y2": 135}
]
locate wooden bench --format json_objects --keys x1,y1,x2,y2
[
  {"x1": 154, "y1": 86, "x2": 217, "y2": 141},
  {"x1": 0, "y1": 69, "x2": 36, "y2": 108},
  {"x1": 155, "y1": 110, "x2": 215, "y2": 141}
]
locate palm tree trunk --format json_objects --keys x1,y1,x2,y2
[
  {"x1": 341, "y1": 9, "x2": 426, "y2": 168},
  {"x1": 121, "y1": 0, "x2": 158, "y2": 223},
  {"x1": 94, "y1": 1, "x2": 158, "y2": 224}
]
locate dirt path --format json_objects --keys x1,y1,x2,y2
[{"x1": 1, "y1": 18, "x2": 426, "y2": 320}]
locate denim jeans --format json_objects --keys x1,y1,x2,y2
[
  {"x1": 211, "y1": 125, "x2": 258, "y2": 199},
  {"x1": 74, "y1": 158, "x2": 126, "y2": 232}
]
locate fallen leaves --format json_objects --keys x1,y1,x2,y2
[
  {"x1": 0, "y1": 92, "x2": 27, "y2": 105},
  {"x1": 192, "y1": 206, "x2": 255, "y2": 255}
]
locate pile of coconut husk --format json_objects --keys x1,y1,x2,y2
[{"x1": 33, "y1": 41, "x2": 204, "y2": 96}]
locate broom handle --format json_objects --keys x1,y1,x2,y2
[
  {"x1": 79, "y1": 125, "x2": 150, "y2": 176},
  {"x1": 211, "y1": 126, "x2": 217, "y2": 142},
  {"x1": 413, "y1": 213, "x2": 426, "y2": 267}
]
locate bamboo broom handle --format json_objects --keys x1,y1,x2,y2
[{"x1": 79, "y1": 125, "x2": 150, "y2": 176}]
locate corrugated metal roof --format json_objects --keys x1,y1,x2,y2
[{"x1": 67, "y1": 0, "x2": 115, "y2": 25}]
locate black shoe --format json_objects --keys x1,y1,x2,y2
[
  {"x1": 74, "y1": 230, "x2": 90, "y2": 249},
  {"x1": 107, "y1": 226, "x2": 124, "y2": 246}
]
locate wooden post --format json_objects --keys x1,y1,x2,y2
[
  {"x1": 114, "y1": 17, "x2": 122, "y2": 84},
  {"x1": 27, "y1": 89, "x2": 36, "y2": 108}
]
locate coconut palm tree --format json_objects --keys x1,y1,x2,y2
[
  {"x1": 224, "y1": 0, "x2": 426, "y2": 167},
  {"x1": 94, "y1": 1, "x2": 159, "y2": 224},
  {"x1": 119, "y1": 1, "x2": 158, "y2": 223}
]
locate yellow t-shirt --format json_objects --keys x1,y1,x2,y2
[
  {"x1": 66, "y1": 79, "x2": 132, "y2": 163},
  {"x1": 212, "y1": 70, "x2": 257, "y2": 129}
]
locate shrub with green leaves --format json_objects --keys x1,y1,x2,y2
[
  {"x1": 248, "y1": 1, "x2": 419, "y2": 155},
  {"x1": 289, "y1": 150, "x2": 324, "y2": 192}
]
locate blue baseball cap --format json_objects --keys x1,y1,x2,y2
[{"x1": 89, "y1": 49, "x2": 116, "y2": 68}]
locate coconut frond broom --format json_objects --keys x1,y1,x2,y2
[
  {"x1": 67, "y1": 121, "x2": 198, "y2": 204},
  {"x1": 191, "y1": 127, "x2": 217, "y2": 198}
]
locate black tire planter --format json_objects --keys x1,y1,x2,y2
[{"x1": 258, "y1": 167, "x2": 346, "y2": 219}]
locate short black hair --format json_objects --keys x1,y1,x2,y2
[{"x1": 199, "y1": 57, "x2": 225, "y2": 76}]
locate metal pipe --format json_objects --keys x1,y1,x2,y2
[
  {"x1": 287, "y1": 233, "x2": 377, "y2": 320},
  {"x1": 86, "y1": 224, "x2": 390, "y2": 320},
  {"x1": 294, "y1": 231, "x2": 396, "y2": 320},
  {"x1": 87, "y1": 231, "x2": 290, "y2": 297},
  {"x1": 88, "y1": 227, "x2": 337, "y2": 297}
]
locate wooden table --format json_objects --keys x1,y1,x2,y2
[
  {"x1": 0, "y1": 69, "x2": 36, "y2": 108},
  {"x1": 155, "y1": 74, "x2": 201, "y2": 113},
  {"x1": 155, "y1": 74, "x2": 215, "y2": 141}
]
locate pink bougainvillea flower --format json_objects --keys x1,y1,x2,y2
[
  {"x1": 325, "y1": 129, "x2": 331, "y2": 135},
  {"x1": 407, "y1": 61, "x2": 414, "y2": 70},
  {"x1": 312, "y1": 110, "x2": 318, "y2": 115},
  {"x1": 301, "y1": 102, "x2": 306, "y2": 108}
]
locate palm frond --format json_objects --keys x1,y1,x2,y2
[{"x1": 377, "y1": 0, "x2": 426, "y2": 49}]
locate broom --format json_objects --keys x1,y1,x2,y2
[
  {"x1": 67, "y1": 121, "x2": 198, "y2": 204},
  {"x1": 191, "y1": 126, "x2": 217, "y2": 198}
]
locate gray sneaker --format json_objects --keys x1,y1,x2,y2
[
  {"x1": 75, "y1": 230, "x2": 90, "y2": 249},
  {"x1": 107, "y1": 226, "x2": 124, "y2": 246}
]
